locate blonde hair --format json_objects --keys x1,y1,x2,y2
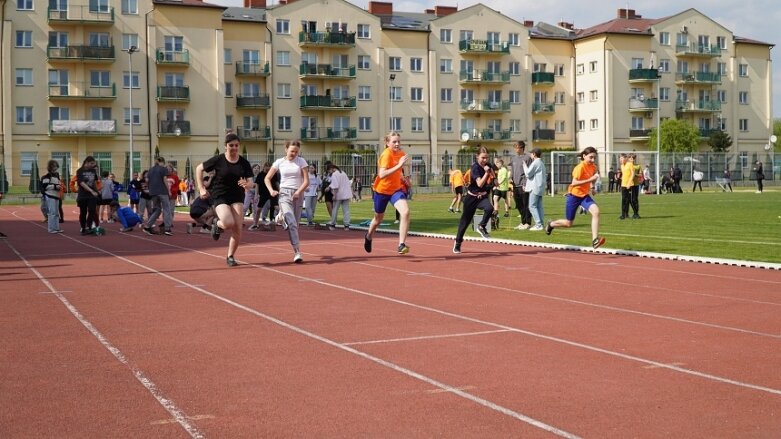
[{"x1": 384, "y1": 131, "x2": 401, "y2": 145}]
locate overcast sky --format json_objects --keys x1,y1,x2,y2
[{"x1": 211, "y1": 0, "x2": 779, "y2": 118}]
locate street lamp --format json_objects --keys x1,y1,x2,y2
[
  {"x1": 389, "y1": 74, "x2": 396, "y2": 132},
  {"x1": 655, "y1": 66, "x2": 662, "y2": 194},
  {"x1": 126, "y1": 45, "x2": 138, "y2": 184}
]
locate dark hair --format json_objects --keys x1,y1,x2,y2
[
  {"x1": 516, "y1": 140, "x2": 526, "y2": 149},
  {"x1": 225, "y1": 133, "x2": 240, "y2": 144},
  {"x1": 81, "y1": 155, "x2": 96, "y2": 166},
  {"x1": 109, "y1": 200, "x2": 120, "y2": 208},
  {"x1": 46, "y1": 159, "x2": 60, "y2": 173},
  {"x1": 530, "y1": 148, "x2": 542, "y2": 157},
  {"x1": 579, "y1": 146, "x2": 598, "y2": 159},
  {"x1": 101, "y1": 170, "x2": 109, "y2": 178}
]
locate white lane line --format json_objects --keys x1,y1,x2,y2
[
  {"x1": 6, "y1": 242, "x2": 206, "y2": 439},
  {"x1": 343, "y1": 329, "x2": 512, "y2": 346}
]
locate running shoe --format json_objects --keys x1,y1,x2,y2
[
  {"x1": 397, "y1": 243, "x2": 410, "y2": 254},
  {"x1": 592, "y1": 236, "x2": 606, "y2": 249},
  {"x1": 211, "y1": 219, "x2": 221, "y2": 241},
  {"x1": 143, "y1": 226, "x2": 155, "y2": 235},
  {"x1": 545, "y1": 221, "x2": 554, "y2": 235},
  {"x1": 363, "y1": 234, "x2": 372, "y2": 253},
  {"x1": 293, "y1": 252, "x2": 303, "y2": 263},
  {"x1": 452, "y1": 242, "x2": 461, "y2": 254},
  {"x1": 477, "y1": 225, "x2": 490, "y2": 239},
  {"x1": 248, "y1": 224, "x2": 259, "y2": 231},
  {"x1": 163, "y1": 230, "x2": 173, "y2": 236},
  {"x1": 226, "y1": 256, "x2": 238, "y2": 267}
]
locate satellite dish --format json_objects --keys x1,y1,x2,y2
[
  {"x1": 771, "y1": 135, "x2": 778, "y2": 143},
  {"x1": 460, "y1": 132, "x2": 470, "y2": 142}
]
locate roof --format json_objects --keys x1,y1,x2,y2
[
  {"x1": 222, "y1": 6, "x2": 267, "y2": 23},
  {"x1": 154, "y1": 0, "x2": 226, "y2": 10},
  {"x1": 575, "y1": 17, "x2": 665, "y2": 39},
  {"x1": 734, "y1": 36, "x2": 774, "y2": 47},
  {"x1": 376, "y1": 11, "x2": 434, "y2": 31},
  {"x1": 530, "y1": 22, "x2": 576, "y2": 40}
]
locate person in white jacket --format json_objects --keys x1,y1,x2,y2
[
  {"x1": 326, "y1": 163, "x2": 353, "y2": 230},
  {"x1": 522, "y1": 148, "x2": 547, "y2": 231}
]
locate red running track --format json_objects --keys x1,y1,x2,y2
[{"x1": 1, "y1": 205, "x2": 780, "y2": 438}]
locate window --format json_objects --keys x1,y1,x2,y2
[
  {"x1": 389, "y1": 57, "x2": 401, "y2": 71},
  {"x1": 555, "y1": 91, "x2": 565, "y2": 105},
  {"x1": 16, "y1": 31, "x2": 33, "y2": 48},
  {"x1": 717, "y1": 90, "x2": 727, "y2": 103},
  {"x1": 90, "y1": 0, "x2": 109, "y2": 13},
  {"x1": 91, "y1": 107, "x2": 112, "y2": 120},
  {"x1": 89, "y1": 32, "x2": 111, "y2": 47},
  {"x1": 390, "y1": 86, "x2": 401, "y2": 101},
  {"x1": 459, "y1": 30, "x2": 473, "y2": 42},
  {"x1": 440, "y1": 58, "x2": 452, "y2": 73},
  {"x1": 390, "y1": 117, "x2": 401, "y2": 132},
  {"x1": 123, "y1": 70, "x2": 139, "y2": 89},
  {"x1": 122, "y1": 34, "x2": 139, "y2": 52},
  {"x1": 533, "y1": 63, "x2": 546, "y2": 73},
  {"x1": 508, "y1": 33, "x2": 520, "y2": 46},
  {"x1": 739, "y1": 91, "x2": 749, "y2": 104},
  {"x1": 18, "y1": 0, "x2": 33, "y2": 10},
  {"x1": 225, "y1": 82, "x2": 232, "y2": 97},
  {"x1": 717, "y1": 36, "x2": 727, "y2": 50},
  {"x1": 487, "y1": 32, "x2": 500, "y2": 44},
  {"x1": 242, "y1": 82, "x2": 261, "y2": 97},
  {"x1": 122, "y1": 0, "x2": 138, "y2": 14},
  {"x1": 590, "y1": 119, "x2": 598, "y2": 130},
  {"x1": 411, "y1": 117, "x2": 424, "y2": 132},
  {"x1": 510, "y1": 119, "x2": 521, "y2": 132},
  {"x1": 718, "y1": 62, "x2": 727, "y2": 75},
  {"x1": 487, "y1": 119, "x2": 502, "y2": 132},
  {"x1": 739, "y1": 119, "x2": 748, "y2": 131},
  {"x1": 554, "y1": 64, "x2": 564, "y2": 76},
  {"x1": 358, "y1": 85, "x2": 371, "y2": 100},
  {"x1": 718, "y1": 117, "x2": 727, "y2": 131},
  {"x1": 357, "y1": 24, "x2": 370, "y2": 39},
  {"x1": 90, "y1": 70, "x2": 110, "y2": 87},
  {"x1": 224, "y1": 48, "x2": 232, "y2": 64},
  {"x1": 410, "y1": 87, "x2": 423, "y2": 102},
  {"x1": 738, "y1": 64, "x2": 748, "y2": 77},
  {"x1": 16, "y1": 106, "x2": 33, "y2": 124},
  {"x1": 660, "y1": 87, "x2": 670, "y2": 101},
  {"x1": 486, "y1": 61, "x2": 500, "y2": 74},
  {"x1": 124, "y1": 107, "x2": 141, "y2": 125},
  {"x1": 276, "y1": 19, "x2": 290, "y2": 34},
  {"x1": 509, "y1": 62, "x2": 520, "y2": 75},
  {"x1": 49, "y1": 31, "x2": 67, "y2": 48},
  {"x1": 359, "y1": 116, "x2": 371, "y2": 131},
  {"x1": 632, "y1": 58, "x2": 643, "y2": 69},
  {"x1": 660, "y1": 32, "x2": 670, "y2": 46},
  {"x1": 659, "y1": 59, "x2": 670, "y2": 73},
  {"x1": 21, "y1": 152, "x2": 37, "y2": 177},
  {"x1": 440, "y1": 29, "x2": 452, "y2": 43},
  {"x1": 441, "y1": 118, "x2": 453, "y2": 133},
  {"x1": 589, "y1": 90, "x2": 598, "y2": 101},
  {"x1": 410, "y1": 58, "x2": 423, "y2": 72},
  {"x1": 358, "y1": 55, "x2": 370, "y2": 70},
  {"x1": 589, "y1": 61, "x2": 597, "y2": 73},
  {"x1": 677, "y1": 60, "x2": 689, "y2": 73},
  {"x1": 577, "y1": 120, "x2": 585, "y2": 131},
  {"x1": 277, "y1": 83, "x2": 291, "y2": 99},
  {"x1": 555, "y1": 120, "x2": 566, "y2": 133},
  {"x1": 576, "y1": 64, "x2": 584, "y2": 75},
  {"x1": 48, "y1": 108, "x2": 67, "y2": 121},
  {"x1": 509, "y1": 90, "x2": 521, "y2": 104},
  {"x1": 576, "y1": 92, "x2": 584, "y2": 103},
  {"x1": 15, "y1": 68, "x2": 33, "y2": 86},
  {"x1": 631, "y1": 116, "x2": 644, "y2": 130},
  {"x1": 278, "y1": 116, "x2": 291, "y2": 131},
  {"x1": 276, "y1": 51, "x2": 290, "y2": 66},
  {"x1": 676, "y1": 32, "x2": 688, "y2": 47},
  {"x1": 440, "y1": 88, "x2": 452, "y2": 103}
]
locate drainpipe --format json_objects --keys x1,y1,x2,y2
[
  {"x1": 0, "y1": 0, "x2": 7, "y2": 162},
  {"x1": 145, "y1": 8, "x2": 155, "y2": 161},
  {"x1": 266, "y1": 23, "x2": 273, "y2": 159}
]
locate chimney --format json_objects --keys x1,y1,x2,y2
[
  {"x1": 244, "y1": 0, "x2": 266, "y2": 7},
  {"x1": 433, "y1": 5, "x2": 457, "y2": 17},
  {"x1": 523, "y1": 20, "x2": 534, "y2": 28},
  {"x1": 617, "y1": 8, "x2": 639, "y2": 19},
  {"x1": 368, "y1": 1, "x2": 393, "y2": 15},
  {"x1": 424, "y1": 8, "x2": 435, "y2": 15}
]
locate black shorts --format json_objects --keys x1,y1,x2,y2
[
  {"x1": 454, "y1": 186, "x2": 463, "y2": 195},
  {"x1": 493, "y1": 190, "x2": 507, "y2": 200},
  {"x1": 99, "y1": 198, "x2": 113, "y2": 206},
  {"x1": 213, "y1": 194, "x2": 244, "y2": 207},
  {"x1": 324, "y1": 191, "x2": 334, "y2": 202}
]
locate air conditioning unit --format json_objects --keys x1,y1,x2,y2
[{"x1": 681, "y1": 25, "x2": 688, "y2": 33}]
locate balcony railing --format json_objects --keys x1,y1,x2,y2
[
  {"x1": 299, "y1": 63, "x2": 356, "y2": 79},
  {"x1": 49, "y1": 119, "x2": 116, "y2": 136},
  {"x1": 459, "y1": 129, "x2": 513, "y2": 142},
  {"x1": 47, "y1": 45, "x2": 115, "y2": 62},
  {"x1": 47, "y1": 82, "x2": 116, "y2": 100},
  {"x1": 237, "y1": 126, "x2": 271, "y2": 141},
  {"x1": 629, "y1": 68, "x2": 661, "y2": 82},
  {"x1": 235, "y1": 61, "x2": 270, "y2": 76},
  {"x1": 675, "y1": 99, "x2": 722, "y2": 112},
  {"x1": 300, "y1": 95, "x2": 357, "y2": 110},
  {"x1": 699, "y1": 128, "x2": 720, "y2": 138},
  {"x1": 236, "y1": 94, "x2": 271, "y2": 109},
  {"x1": 155, "y1": 49, "x2": 190, "y2": 66},
  {"x1": 531, "y1": 72, "x2": 555, "y2": 85},
  {"x1": 675, "y1": 72, "x2": 722, "y2": 84},
  {"x1": 459, "y1": 100, "x2": 511, "y2": 113},
  {"x1": 298, "y1": 31, "x2": 356, "y2": 47},
  {"x1": 158, "y1": 120, "x2": 191, "y2": 137},
  {"x1": 532, "y1": 129, "x2": 556, "y2": 141},
  {"x1": 532, "y1": 102, "x2": 556, "y2": 114},
  {"x1": 47, "y1": 6, "x2": 114, "y2": 25},
  {"x1": 628, "y1": 97, "x2": 659, "y2": 111},
  {"x1": 629, "y1": 129, "x2": 652, "y2": 139},
  {"x1": 156, "y1": 86, "x2": 190, "y2": 102},
  {"x1": 676, "y1": 43, "x2": 721, "y2": 57},
  {"x1": 300, "y1": 127, "x2": 357, "y2": 141},
  {"x1": 458, "y1": 70, "x2": 511, "y2": 84},
  {"x1": 459, "y1": 39, "x2": 510, "y2": 55}
]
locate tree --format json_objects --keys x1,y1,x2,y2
[
  {"x1": 28, "y1": 159, "x2": 41, "y2": 194},
  {"x1": 0, "y1": 162, "x2": 8, "y2": 193},
  {"x1": 154, "y1": 145, "x2": 160, "y2": 159},
  {"x1": 60, "y1": 158, "x2": 71, "y2": 194},
  {"x1": 647, "y1": 119, "x2": 700, "y2": 153},
  {"x1": 708, "y1": 130, "x2": 732, "y2": 152},
  {"x1": 773, "y1": 118, "x2": 781, "y2": 152}
]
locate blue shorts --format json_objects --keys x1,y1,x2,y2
[
  {"x1": 565, "y1": 194, "x2": 596, "y2": 221},
  {"x1": 373, "y1": 190, "x2": 407, "y2": 214}
]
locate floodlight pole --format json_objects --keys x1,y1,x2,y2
[
  {"x1": 126, "y1": 45, "x2": 138, "y2": 183},
  {"x1": 655, "y1": 67, "x2": 662, "y2": 194},
  {"x1": 389, "y1": 73, "x2": 396, "y2": 132}
]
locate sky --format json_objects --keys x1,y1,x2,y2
[{"x1": 211, "y1": 0, "x2": 779, "y2": 118}]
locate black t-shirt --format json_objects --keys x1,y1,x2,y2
[
  {"x1": 255, "y1": 170, "x2": 279, "y2": 197},
  {"x1": 202, "y1": 154, "x2": 253, "y2": 201},
  {"x1": 467, "y1": 162, "x2": 488, "y2": 193},
  {"x1": 76, "y1": 167, "x2": 99, "y2": 199}
]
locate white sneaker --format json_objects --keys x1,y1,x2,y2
[
  {"x1": 275, "y1": 212, "x2": 284, "y2": 225},
  {"x1": 514, "y1": 224, "x2": 530, "y2": 230},
  {"x1": 293, "y1": 252, "x2": 303, "y2": 263},
  {"x1": 186, "y1": 223, "x2": 193, "y2": 234},
  {"x1": 530, "y1": 225, "x2": 544, "y2": 231}
]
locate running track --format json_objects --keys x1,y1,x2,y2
[{"x1": 1, "y1": 205, "x2": 780, "y2": 438}]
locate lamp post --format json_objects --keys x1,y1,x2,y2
[
  {"x1": 389, "y1": 73, "x2": 396, "y2": 132},
  {"x1": 126, "y1": 45, "x2": 138, "y2": 184},
  {"x1": 655, "y1": 67, "x2": 662, "y2": 194}
]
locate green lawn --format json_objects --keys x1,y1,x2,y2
[{"x1": 325, "y1": 189, "x2": 781, "y2": 264}]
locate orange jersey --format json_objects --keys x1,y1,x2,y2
[
  {"x1": 569, "y1": 161, "x2": 597, "y2": 197},
  {"x1": 372, "y1": 148, "x2": 405, "y2": 195},
  {"x1": 449, "y1": 170, "x2": 464, "y2": 188}
]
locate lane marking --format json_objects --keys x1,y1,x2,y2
[
  {"x1": 344, "y1": 329, "x2": 513, "y2": 346},
  {"x1": 150, "y1": 414, "x2": 216, "y2": 426},
  {"x1": 643, "y1": 362, "x2": 686, "y2": 370}
]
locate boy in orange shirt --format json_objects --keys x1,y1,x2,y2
[{"x1": 545, "y1": 146, "x2": 606, "y2": 249}]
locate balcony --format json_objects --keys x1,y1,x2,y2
[
  {"x1": 48, "y1": 82, "x2": 116, "y2": 100},
  {"x1": 458, "y1": 70, "x2": 511, "y2": 85},
  {"x1": 47, "y1": 45, "x2": 115, "y2": 62},
  {"x1": 532, "y1": 102, "x2": 555, "y2": 114},
  {"x1": 158, "y1": 120, "x2": 191, "y2": 137},
  {"x1": 699, "y1": 128, "x2": 720, "y2": 138},
  {"x1": 532, "y1": 129, "x2": 556, "y2": 142},
  {"x1": 628, "y1": 97, "x2": 658, "y2": 111},
  {"x1": 675, "y1": 72, "x2": 722, "y2": 85},
  {"x1": 676, "y1": 43, "x2": 721, "y2": 58},
  {"x1": 237, "y1": 126, "x2": 271, "y2": 141},
  {"x1": 629, "y1": 129, "x2": 652, "y2": 140},
  {"x1": 628, "y1": 68, "x2": 661, "y2": 82},
  {"x1": 236, "y1": 94, "x2": 271, "y2": 109},
  {"x1": 675, "y1": 100, "x2": 722, "y2": 113},
  {"x1": 156, "y1": 86, "x2": 190, "y2": 102},
  {"x1": 235, "y1": 61, "x2": 270, "y2": 77},
  {"x1": 459, "y1": 129, "x2": 513, "y2": 143},
  {"x1": 300, "y1": 127, "x2": 357, "y2": 142},
  {"x1": 298, "y1": 31, "x2": 356, "y2": 48},
  {"x1": 49, "y1": 119, "x2": 116, "y2": 136},
  {"x1": 459, "y1": 39, "x2": 510, "y2": 55},
  {"x1": 459, "y1": 100, "x2": 511, "y2": 113},
  {"x1": 299, "y1": 63, "x2": 356, "y2": 80},
  {"x1": 155, "y1": 49, "x2": 190, "y2": 66},
  {"x1": 47, "y1": 6, "x2": 114, "y2": 25},
  {"x1": 531, "y1": 72, "x2": 555, "y2": 85},
  {"x1": 300, "y1": 95, "x2": 357, "y2": 110}
]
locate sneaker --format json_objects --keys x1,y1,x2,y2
[
  {"x1": 226, "y1": 256, "x2": 238, "y2": 267},
  {"x1": 545, "y1": 221, "x2": 554, "y2": 235},
  {"x1": 592, "y1": 236, "x2": 606, "y2": 249},
  {"x1": 448, "y1": 207, "x2": 454, "y2": 213},
  {"x1": 248, "y1": 224, "x2": 259, "y2": 231},
  {"x1": 326, "y1": 223, "x2": 336, "y2": 230},
  {"x1": 0, "y1": 232, "x2": 7, "y2": 238},
  {"x1": 632, "y1": 214, "x2": 641, "y2": 220},
  {"x1": 530, "y1": 224, "x2": 544, "y2": 231},
  {"x1": 618, "y1": 216, "x2": 627, "y2": 220},
  {"x1": 503, "y1": 212, "x2": 509, "y2": 218},
  {"x1": 343, "y1": 225, "x2": 350, "y2": 231},
  {"x1": 515, "y1": 223, "x2": 530, "y2": 230},
  {"x1": 48, "y1": 230, "x2": 60, "y2": 234},
  {"x1": 579, "y1": 206, "x2": 587, "y2": 215},
  {"x1": 363, "y1": 234, "x2": 372, "y2": 253},
  {"x1": 211, "y1": 219, "x2": 221, "y2": 241},
  {"x1": 455, "y1": 209, "x2": 460, "y2": 213},
  {"x1": 120, "y1": 227, "x2": 133, "y2": 233},
  {"x1": 477, "y1": 225, "x2": 490, "y2": 239},
  {"x1": 393, "y1": 220, "x2": 400, "y2": 224},
  {"x1": 275, "y1": 212, "x2": 284, "y2": 226},
  {"x1": 452, "y1": 242, "x2": 461, "y2": 254},
  {"x1": 397, "y1": 243, "x2": 410, "y2": 254},
  {"x1": 186, "y1": 223, "x2": 193, "y2": 234},
  {"x1": 199, "y1": 226, "x2": 211, "y2": 234},
  {"x1": 293, "y1": 252, "x2": 303, "y2": 263},
  {"x1": 163, "y1": 230, "x2": 173, "y2": 236},
  {"x1": 143, "y1": 226, "x2": 155, "y2": 235}
]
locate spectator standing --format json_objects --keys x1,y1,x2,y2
[
  {"x1": 630, "y1": 155, "x2": 641, "y2": 218},
  {"x1": 510, "y1": 140, "x2": 532, "y2": 230},
  {"x1": 673, "y1": 164, "x2": 683, "y2": 193},
  {"x1": 249, "y1": 162, "x2": 278, "y2": 229},
  {"x1": 243, "y1": 164, "x2": 261, "y2": 216},
  {"x1": 41, "y1": 159, "x2": 64, "y2": 233},
  {"x1": 721, "y1": 168, "x2": 733, "y2": 192},
  {"x1": 165, "y1": 163, "x2": 180, "y2": 228},
  {"x1": 128, "y1": 172, "x2": 142, "y2": 213},
  {"x1": 142, "y1": 157, "x2": 173, "y2": 236},
  {"x1": 492, "y1": 158, "x2": 511, "y2": 219},
  {"x1": 619, "y1": 154, "x2": 635, "y2": 220},
  {"x1": 265, "y1": 140, "x2": 309, "y2": 263},
  {"x1": 448, "y1": 168, "x2": 464, "y2": 213},
  {"x1": 75, "y1": 156, "x2": 100, "y2": 234},
  {"x1": 98, "y1": 170, "x2": 114, "y2": 223},
  {"x1": 327, "y1": 163, "x2": 353, "y2": 230},
  {"x1": 754, "y1": 161, "x2": 764, "y2": 193},
  {"x1": 642, "y1": 165, "x2": 652, "y2": 193},
  {"x1": 303, "y1": 165, "x2": 321, "y2": 226},
  {"x1": 522, "y1": 148, "x2": 547, "y2": 231},
  {"x1": 607, "y1": 167, "x2": 616, "y2": 193},
  {"x1": 692, "y1": 166, "x2": 704, "y2": 192}
]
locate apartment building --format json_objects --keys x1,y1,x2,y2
[{"x1": 0, "y1": 1, "x2": 771, "y2": 186}]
